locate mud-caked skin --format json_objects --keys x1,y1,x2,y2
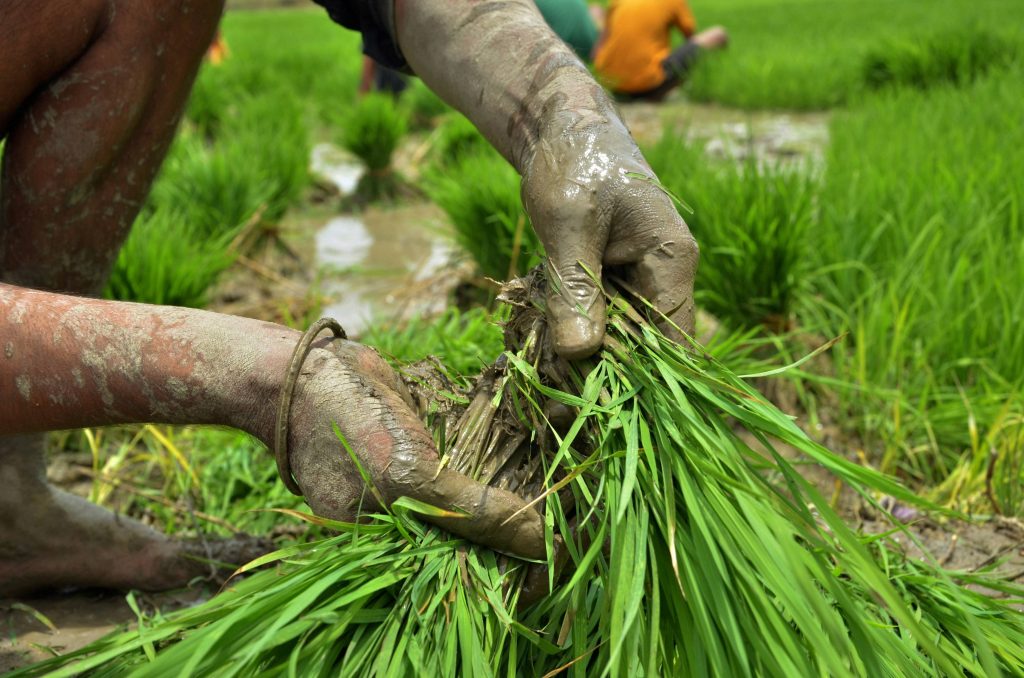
[
  {"x1": 0, "y1": 0, "x2": 693, "y2": 597},
  {"x1": 397, "y1": 0, "x2": 699, "y2": 358}
]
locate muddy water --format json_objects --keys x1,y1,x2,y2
[
  {"x1": 314, "y1": 203, "x2": 457, "y2": 337},
  {"x1": 618, "y1": 99, "x2": 830, "y2": 167},
  {"x1": 310, "y1": 102, "x2": 829, "y2": 336},
  {"x1": 309, "y1": 143, "x2": 363, "y2": 196}
]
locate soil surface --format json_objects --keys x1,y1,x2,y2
[{"x1": 1, "y1": 590, "x2": 207, "y2": 673}]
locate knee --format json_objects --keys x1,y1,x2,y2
[{"x1": 110, "y1": 0, "x2": 226, "y2": 72}]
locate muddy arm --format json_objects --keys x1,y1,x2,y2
[
  {"x1": 0, "y1": 283, "x2": 546, "y2": 560},
  {"x1": 396, "y1": 0, "x2": 610, "y2": 174},
  {"x1": 396, "y1": 0, "x2": 700, "y2": 359},
  {"x1": 0, "y1": 284, "x2": 292, "y2": 437}
]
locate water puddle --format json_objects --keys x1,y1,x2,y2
[
  {"x1": 310, "y1": 143, "x2": 363, "y2": 195},
  {"x1": 314, "y1": 203, "x2": 457, "y2": 336},
  {"x1": 619, "y1": 100, "x2": 830, "y2": 168}
]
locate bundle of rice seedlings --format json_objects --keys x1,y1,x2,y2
[
  {"x1": 227, "y1": 93, "x2": 312, "y2": 223},
  {"x1": 339, "y1": 93, "x2": 408, "y2": 203},
  {"x1": 426, "y1": 114, "x2": 490, "y2": 170},
  {"x1": 149, "y1": 133, "x2": 273, "y2": 241},
  {"x1": 401, "y1": 80, "x2": 452, "y2": 130},
  {"x1": 645, "y1": 134, "x2": 814, "y2": 332},
  {"x1": 103, "y1": 209, "x2": 238, "y2": 308},
  {"x1": 424, "y1": 149, "x2": 542, "y2": 282},
  {"x1": 21, "y1": 273, "x2": 1024, "y2": 677}
]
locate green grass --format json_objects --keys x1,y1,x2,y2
[
  {"x1": 104, "y1": 209, "x2": 238, "y2": 308},
  {"x1": 644, "y1": 134, "x2": 815, "y2": 331},
  {"x1": 424, "y1": 148, "x2": 542, "y2": 282},
  {"x1": 684, "y1": 0, "x2": 1024, "y2": 109},
  {"x1": 17, "y1": 291, "x2": 1024, "y2": 677},
  {"x1": 802, "y1": 68, "x2": 1024, "y2": 493}
]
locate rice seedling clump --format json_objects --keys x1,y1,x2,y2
[
  {"x1": 424, "y1": 149, "x2": 542, "y2": 282},
  {"x1": 22, "y1": 273, "x2": 1024, "y2": 677},
  {"x1": 339, "y1": 93, "x2": 409, "y2": 203}
]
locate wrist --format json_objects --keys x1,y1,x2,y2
[{"x1": 221, "y1": 325, "x2": 303, "y2": 445}]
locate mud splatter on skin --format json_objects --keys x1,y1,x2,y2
[
  {"x1": 397, "y1": 0, "x2": 698, "y2": 359},
  {"x1": 0, "y1": 0, "x2": 295, "y2": 597},
  {"x1": 15, "y1": 375, "x2": 31, "y2": 400},
  {"x1": 0, "y1": 283, "x2": 547, "y2": 562},
  {"x1": 1, "y1": 0, "x2": 227, "y2": 294}
]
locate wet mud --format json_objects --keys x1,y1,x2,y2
[
  {"x1": 616, "y1": 96, "x2": 830, "y2": 167},
  {"x1": 315, "y1": 202, "x2": 457, "y2": 337},
  {"x1": 1, "y1": 590, "x2": 207, "y2": 672}
]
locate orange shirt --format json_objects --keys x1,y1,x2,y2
[{"x1": 594, "y1": 0, "x2": 697, "y2": 93}]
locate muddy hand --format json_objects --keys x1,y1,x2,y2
[
  {"x1": 396, "y1": 0, "x2": 698, "y2": 362},
  {"x1": 281, "y1": 340, "x2": 546, "y2": 561},
  {"x1": 522, "y1": 115, "x2": 699, "y2": 359}
]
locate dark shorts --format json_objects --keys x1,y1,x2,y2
[
  {"x1": 615, "y1": 41, "x2": 701, "y2": 102},
  {"x1": 312, "y1": 0, "x2": 408, "y2": 71}
]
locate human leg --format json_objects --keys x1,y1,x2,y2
[
  {"x1": 0, "y1": 0, "x2": 260, "y2": 595},
  {"x1": 0, "y1": 0, "x2": 226, "y2": 293}
]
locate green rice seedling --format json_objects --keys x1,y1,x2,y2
[
  {"x1": 104, "y1": 209, "x2": 238, "y2": 308},
  {"x1": 214, "y1": 9, "x2": 363, "y2": 127},
  {"x1": 862, "y1": 26, "x2": 1018, "y2": 92},
  {"x1": 339, "y1": 93, "x2": 409, "y2": 203},
  {"x1": 362, "y1": 306, "x2": 505, "y2": 379},
  {"x1": 644, "y1": 133, "x2": 815, "y2": 331},
  {"x1": 424, "y1": 148, "x2": 542, "y2": 282},
  {"x1": 401, "y1": 80, "x2": 452, "y2": 130},
  {"x1": 683, "y1": 0, "x2": 1024, "y2": 110},
  {"x1": 226, "y1": 93, "x2": 312, "y2": 223},
  {"x1": 185, "y1": 64, "x2": 241, "y2": 141},
  {"x1": 149, "y1": 133, "x2": 273, "y2": 241},
  {"x1": 21, "y1": 276, "x2": 1024, "y2": 677},
  {"x1": 157, "y1": 94, "x2": 311, "y2": 254},
  {"x1": 427, "y1": 113, "x2": 491, "y2": 170},
  {"x1": 798, "y1": 67, "x2": 1024, "y2": 495}
]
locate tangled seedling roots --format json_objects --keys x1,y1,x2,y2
[{"x1": 397, "y1": 272, "x2": 575, "y2": 534}]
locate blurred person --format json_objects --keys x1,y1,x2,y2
[
  {"x1": 534, "y1": 0, "x2": 601, "y2": 61},
  {"x1": 206, "y1": 29, "x2": 230, "y2": 65},
  {"x1": 0, "y1": 0, "x2": 697, "y2": 595},
  {"x1": 359, "y1": 56, "x2": 409, "y2": 97},
  {"x1": 595, "y1": 0, "x2": 728, "y2": 101}
]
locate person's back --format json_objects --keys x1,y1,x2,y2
[
  {"x1": 534, "y1": 0, "x2": 600, "y2": 61},
  {"x1": 595, "y1": 0, "x2": 696, "y2": 95}
]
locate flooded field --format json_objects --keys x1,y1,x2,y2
[{"x1": 308, "y1": 100, "x2": 830, "y2": 336}]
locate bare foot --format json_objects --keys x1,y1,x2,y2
[
  {"x1": 692, "y1": 25, "x2": 729, "y2": 50},
  {"x1": 0, "y1": 436, "x2": 271, "y2": 596}
]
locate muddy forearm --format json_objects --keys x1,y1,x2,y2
[
  {"x1": 0, "y1": 284, "x2": 295, "y2": 438},
  {"x1": 395, "y1": 0, "x2": 622, "y2": 174}
]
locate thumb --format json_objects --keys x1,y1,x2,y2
[{"x1": 385, "y1": 456, "x2": 547, "y2": 561}]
